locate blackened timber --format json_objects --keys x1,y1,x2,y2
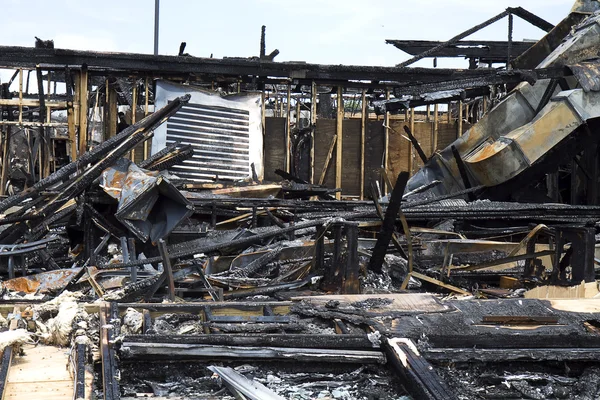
[
  {"x1": 425, "y1": 347, "x2": 600, "y2": 363},
  {"x1": 0, "y1": 45, "x2": 567, "y2": 86},
  {"x1": 369, "y1": 172, "x2": 409, "y2": 273},
  {"x1": 100, "y1": 214, "x2": 372, "y2": 269},
  {"x1": 34, "y1": 96, "x2": 190, "y2": 218},
  {"x1": 513, "y1": 13, "x2": 586, "y2": 69},
  {"x1": 0, "y1": 95, "x2": 190, "y2": 214},
  {"x1": 100, "y1": 304, "x2": 120, "y2": 400},
  {"x1": 120, "y1": 342, "x2": 386, "y2": 364},
  {"x1": 386, "y1": 40, "x2": 533, "y2": 62},
  {"x1": 385, "y1": 338, "x2": 455, "y2": 400},
  {"x1": 75, "y1": 343, "x2": 86, "y2": 400},
  {"x1": 508, "y1": 6, "x2": 554, "y2": 33},
  {"x1": 403, "y1": 126, "x2": 428, "y2": 164},
  {"x1": 391, "y1": 68, "x2": 570, "y2": 96},
  {"x1": 0, "y1": 347, "x2": 12, "y2": 399},
  {"x1": 122, "y1": 334, "x2": 377, "y2": 349},
  {"x1": 451, "y1": 145, "x2": 475, "y2": 201},
  {"x1": 397, "y1": 9, "x2": 511, "y2": 67},
  {"x1": 343, "y1": 222, "x2": 360, "y2": 294},
  {"x1": 157, "y1": 239, "x2": 176, "y2": 302}
]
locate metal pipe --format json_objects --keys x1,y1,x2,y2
[{"x1": 154, "y1": 0, "x2": 160, "y2": 56}]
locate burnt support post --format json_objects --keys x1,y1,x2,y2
[
  {"x1": 157, "y1": 238, "x2": 176, "y2": 301},
  {"x1": 342, "y1": 222, "x2": 360, "y2": 294},
  {"x1": 451, "y1": 145, "x2": 475, "y2": 201},
  {"x1": 313, "y1": 224, "x2": 326, "y2": 272},
  {"x1": 403, "y1": 126, "x2": 428, "y2": 164},
  {"x1": 128, "y1": 238, "x2": 137, "y2": 283}
]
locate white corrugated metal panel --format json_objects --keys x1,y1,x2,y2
[{"x1": 153, "y1": 80, "x2": 263, "y2": 182}]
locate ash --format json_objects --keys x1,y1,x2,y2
[{"x1": 119, "y1": 361, "x2": 410, "y2": 399}]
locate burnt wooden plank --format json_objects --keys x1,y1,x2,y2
[
  {"x1": 314, "y1": 119, "x2": 337, "y2": 189},
  {"x1": 364, "y1": 120, "x2": 385, "y2": 197},
  {"x1": 342, "y1": 119, "x2": 361, "y2": 196},
  {"x1": 264, "y1": 117, "x2": 286, "y2": 181}
]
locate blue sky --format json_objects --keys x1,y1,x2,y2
[{"x1": 0, "y1": 0, "x2": 576, "y2": 83}]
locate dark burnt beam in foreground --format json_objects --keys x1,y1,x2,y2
[{"x1": 369, "y1": 172, "x2": 409, "y2": 274}]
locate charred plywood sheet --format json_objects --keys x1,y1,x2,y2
[
  {"x1": 342, "y1": 119, "x2": 361, "y2": 196},
  {"x1": 436, "y1": 123, "x2": 459, "y2": 150},
  {"x1": 314, "y1": 119, "x2": 336, "y2": 189},
  {"x1": 264, "y1": 117, "x2": 286, "y2": 182},
  {"x1": 364, "y1": 120, "x2": 385, "y2": 197},
  {"x1": 153, "y1": 80, "x2": 263, "y2": 182}
]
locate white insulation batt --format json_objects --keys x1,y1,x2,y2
[{"x1": 152, "y1": 80, "x2": 263, "y2": 182}]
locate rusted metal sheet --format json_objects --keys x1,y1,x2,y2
[{"x1": 1, "y1": 268, "x2": 82, "y2": 294}]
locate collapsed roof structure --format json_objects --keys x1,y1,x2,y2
[{"x1": 1, "y1": 1, "x2": 600, "y2": 399}]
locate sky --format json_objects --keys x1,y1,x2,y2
[{"x1": 1, "y1": 0, "x2": 578, "y2": 84}]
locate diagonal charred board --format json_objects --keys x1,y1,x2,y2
[
  {"x1": 369, "y1": 172, "x2": 409, "y2": 273},
  {"x1": 404, "y1": 126, "x2": 428, "y2": 164},
  {"x1": 385, "y1": 338, "x2": 456, "y2": 400},
  {"x1": 231, "y1": 246, "x2": 283, "y2": 278},
  {"x1": 0, "y1": 346, "x2": 12, "y2": 400}
]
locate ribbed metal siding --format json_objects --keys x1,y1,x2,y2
[{"x1": 165, "y1": 102, "x2": 251, "y2": 181}]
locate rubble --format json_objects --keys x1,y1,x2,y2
[{"x1": 3, "y1": 1, "x2": 600, "y2": 399}]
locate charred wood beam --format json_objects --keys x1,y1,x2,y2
[
  {"x1": 513, "y1": 13, "x2": 585, "y2": 69},
  {"x1": 392, "y1": 67, "x2": 568, "y2": 96},
  {"x1": 100, "y1": 213, "x2": 372, "y2": 269},
  {"x1": 100, "y1": 303, "x2": 120, "y2": 400},
  {"x1": 386, "y1": 39, "x2": 533, "y2": 61},
  {"x1": 369, "y1": 172, "x2": 409, "y2": 273},
  {"x1": 74, "y1": 343, "x2": 87, "y2": 400},
  {"x1": 535, "y1": 78, "x2": 559, "y2": 114},
  {"x1": 30, "y1": 96, "x2": 190, "y2": 221},
  {"x1": 385, "y1": 338, "x2": 455, "y2": 400},
  {"x1": 0, "y1": 45, "x2": 564, "y2": 85},
  {"x1": 403, "y1": 126, "x2": 428, "y2": 164},
  {"x1": 120, "y1": 342, "x2": 386, "y2": 364},
  {"x1": 425, "y1": 347, "x2": 600, "y2": 363},
  {"x1": 0, "y1": 347, "x2": 12, "y2": 399},
  {"x1": 0, "y1": 95, "x2": 189, "y2": 215},
  {"x1": 397, "y1": 9, "x2": 511, "y2": 67},
  {"x1": 508, "y1": 6, "x2": 554, "y2": 33},
  {"x1": 123, "y1": 334, "x2": 377, "y2": 349},
  {"x1": 450, "y1": 145, "x2": 475, "y2": 201}
]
